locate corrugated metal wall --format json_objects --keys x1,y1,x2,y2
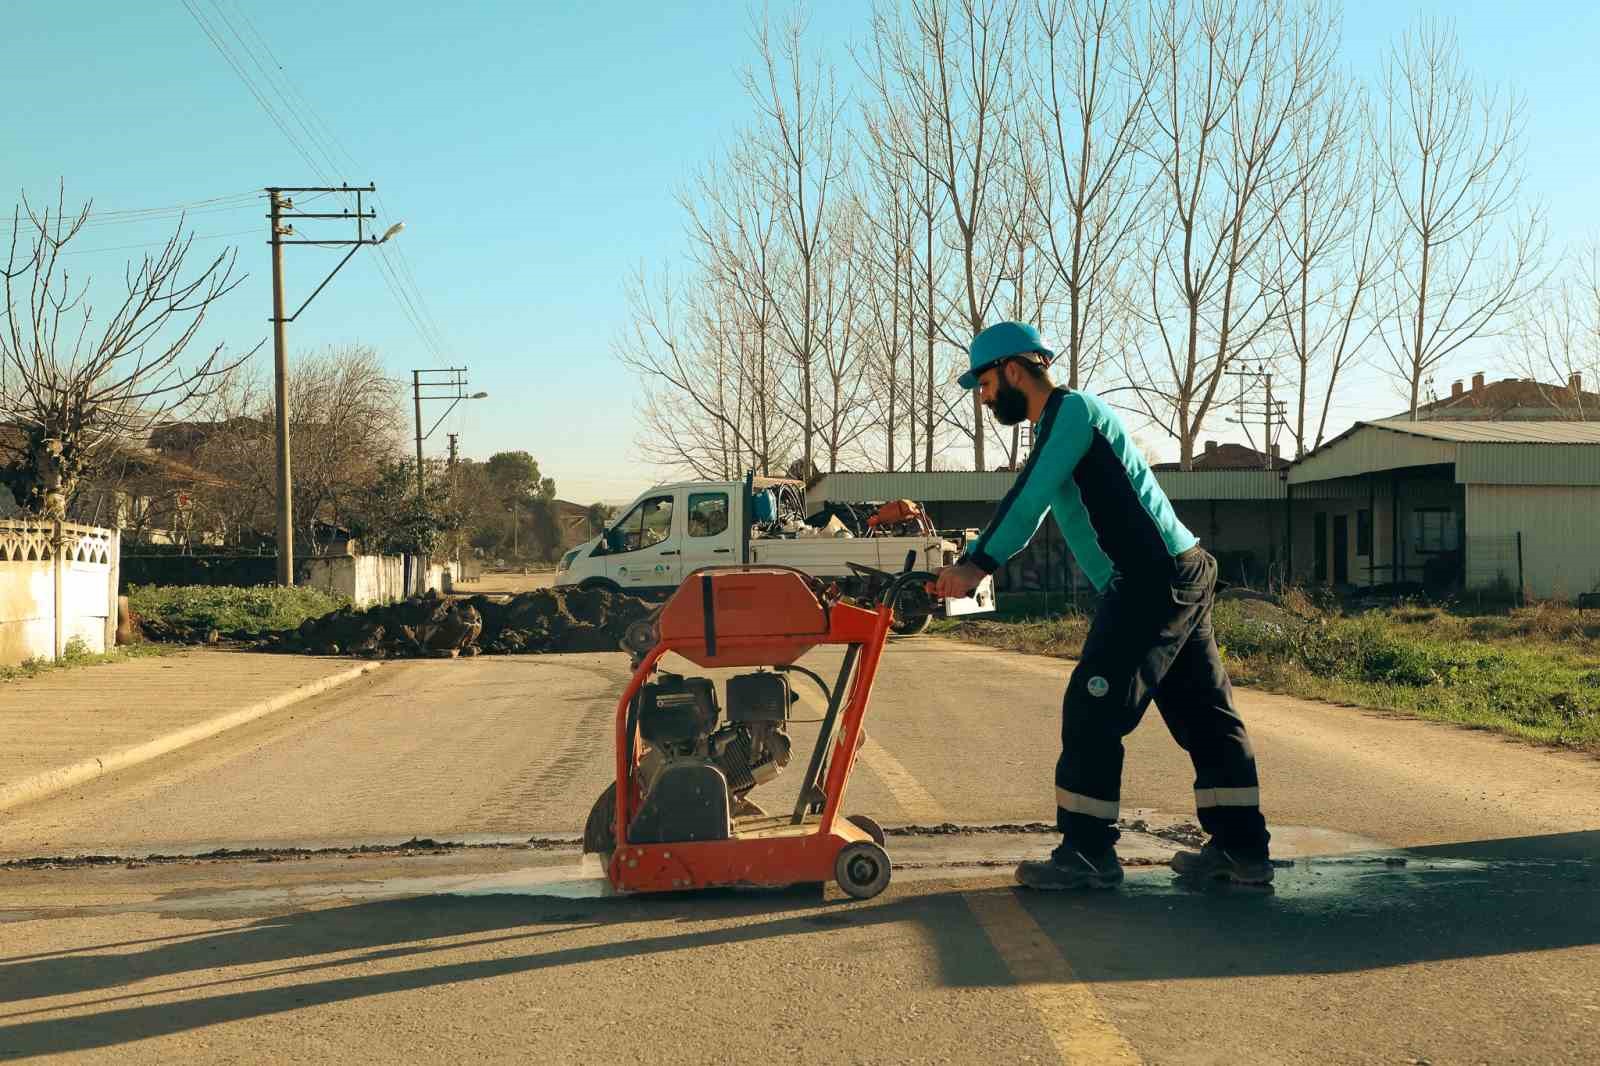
[
  {"x1": 1455, "y1": 444, "x2": 1600, "y2": 485},
  {"x1": 1466, "y1": 484, "x2": 1600, "y2": 600},
  {"x1": 808, "y1": 468, "x2": 1285, "y2": 508},
  {"x1": 808, "y1": 471, "x2": 1020, "y2": 507},
  {"x1": 1159, "y1": 470, "x2": 1285, "y2": 500},
  {"x1": 1289, "y1": 429, "x2": 1456, "y2": 483}
]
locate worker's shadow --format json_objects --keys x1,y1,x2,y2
[{"x1": 0, "y1": 830, "x2": 1595, "y2": 1059}]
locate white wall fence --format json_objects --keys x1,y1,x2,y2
[
  {"x1": 299, "y1": 553, "x2": 451, "y2": 608},
  {"x1": 0, "y1": 520, "x2": 120, "y2": 667}
]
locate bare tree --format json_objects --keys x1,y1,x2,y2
[
  {"x1": 868, "y1": 0, "x2": 1028, "y2": 471},
  {"x1": 184, "y1": 345, "x2": 400, "y2": 550},
  {"x1": 1514, "y1": 241, "x2": 1600, "y2": 419},
  {"x1": 743, "y1": 8, "x2": 851, "y2": 479},
  {"x1": 0, "y1": 185, "x2": 254, "y2": 517},
  {"x1": 992, "y1": 142, "x2": 1061, "y2": 467},
  {"x1": 1026, "y1": 0, "x2": 1153, "y2": 390},
  {"x1": 180, "y1": 366, "x2": 274, "y2": 544},
  {"x1": 1268, "y1": 78, "x2": 1394, "y2": 457},
  {"x1": 1131, "y1": 0, "x2": 1336, "y2": 468},
  {"x1": 814, "y1": 206, "x2": 876, "y2": 471},
  {"x1": 678, "y1": 141, "x2": 794, "y2": 477},
  {"x1": 856, "y1": 96, "x2": 965, "y2": 473},
  {"x1": 1374, "y1": 18, "x2": 1546, "y2": 419},
  {"x1": 616, "y1": 266, "x2": 774, "y2": 480}
]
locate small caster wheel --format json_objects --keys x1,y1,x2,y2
[
  {"x1": 847, "y1": 813, "x2": 887, "y2": 847},
  {"x1": 835, "y1": 841, "x2": 892, "y2": 900}
]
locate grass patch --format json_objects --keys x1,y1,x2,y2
[
  {"x1": 934, "y1": 594, "x2": 1600, "y2": 752},
  {"x1": 127, "y1": 584, "x2": 348, "y2": 640},
  {"x1": 0, "y1": 637, "x2": 175, "y2": 684}
]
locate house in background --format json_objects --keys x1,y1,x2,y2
[
  {"x1": 1287, "y1": 420, "x2": 1600, "y2": 600},
  {"x1": 1403, "y1": 371, "x2": 1599, "y2": 421},
  {"x1": 810, "y1": 413, "x2": 1600, "y2": 601},
  {"x1": 1, "y1": 426, "x2": 227, "y2": 543}
]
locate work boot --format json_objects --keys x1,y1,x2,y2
[
  {"x1": 1169, "y1": 843, "x2": 1274, "y2": 885},
  {"x1": 1014, "y1": 848, "x2": 1123, "y2": 890}
]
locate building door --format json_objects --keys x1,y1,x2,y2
[
  {"x1": 1333, "y1": 515, "x2": 1349, "y2": 585},
  {"x1": 1314, "y1": 513, "x2": 1328, "y2": 583}
]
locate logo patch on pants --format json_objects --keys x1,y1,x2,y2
[{"x1": 1086, "y1": 676, "x2": 1109, "y2": 698}]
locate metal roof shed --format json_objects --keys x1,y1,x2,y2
[{"x1": 1286, "y1": 421, "x2": 1600, "y2": 600}]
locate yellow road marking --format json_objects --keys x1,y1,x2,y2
[
  {"x1": 858, "y1": 735, "x2": 948, "y2": 822},
  {"x1": 966, "y1": 891, "x2": 1142, "y2": 1065},
  {"x1": 791, "y1": 684, "x2": 948, "y2": 823}
]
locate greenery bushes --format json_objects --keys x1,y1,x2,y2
[
  {"x1": 128, "y1": 584, "x2": 347, "y2": 639},
  {"x1": 932, "y1": 592, "x2": 1600, "y2": 751}
]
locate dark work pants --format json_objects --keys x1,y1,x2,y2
[{"x1": 1055, "y1": 548, "x2": 1270, "y2": 858}]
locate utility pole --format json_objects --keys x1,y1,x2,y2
[
  {"x1": 410, "y1": 367, "x2": 487, "y2": 503},
  {"x1": 446, "y1": 433, "x2": 459, "y2": 500},
  {"x1": 1225, "y1": 362, "x2": 1289, "y2": 469},
  {"x1": 413, "y1": 370, "x2": 426, "y2": 501},
  {"x1": 266, "y1": 183, "x2": 403, "y2": 585},
  {"x1": 269, "y1": 192, "x2": 292, "y2": 585}
]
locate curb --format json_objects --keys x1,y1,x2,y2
[{"x1": 0, "y1": 661, "x2": 384, "y2": 814}]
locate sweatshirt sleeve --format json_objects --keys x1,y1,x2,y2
[{"x1": 962, "y1": 394, "x2": 1092, "y2": 573}]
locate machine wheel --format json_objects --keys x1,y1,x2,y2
[
  {"x1": 846, "y1": 814, "x2": 887, "y2": 847},
  {"x1": 835, "y1": 841, "x2": 892, "y2": 900},
  {"x1": 582, "y1": 782, "x2": 617, "y2": 854}
]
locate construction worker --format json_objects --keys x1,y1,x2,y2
[{"x1": 933, "y1": 321, "x2": 1273, "y2": 889}]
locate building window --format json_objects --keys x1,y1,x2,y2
[
  {"x1": 1357, "y1": 509, "x2": 1372, "y2": 556},
  {"x1": 1411, "y1": 508, "x2": 1458, "y2": 554}
]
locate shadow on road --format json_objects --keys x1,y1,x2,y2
[{"x1": 0, "y1": 831, "x2": 1593, "y2": 1059}]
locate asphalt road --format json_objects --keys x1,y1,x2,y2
[{"x1": 2, "y1": 636, "x2": 1597, "y2": 1063}]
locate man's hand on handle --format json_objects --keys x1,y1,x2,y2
[{"x1": 933, "y1": 560, "x2": 985, "y2": 600}]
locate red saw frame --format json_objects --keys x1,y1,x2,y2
[{"x1": 607, "y1": 565, "x2": 919, "y2": 895}]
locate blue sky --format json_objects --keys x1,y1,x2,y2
[{"x1": 7, "y1": 1, "x2": 1597, "y2": 502}]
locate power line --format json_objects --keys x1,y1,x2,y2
[
  {"x1": 181, "y1": 0, "x2": 331, "y2": 182},
  {"x1": 60, "y1": 227, "x2": 258, "y2": 256},
  {"x1": 182, "y1": 0, "x2": 456, "y2": 365}
]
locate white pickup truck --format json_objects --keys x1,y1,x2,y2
[{"x1": 554, "y1": 474, "x2": 995, "y2": 632}]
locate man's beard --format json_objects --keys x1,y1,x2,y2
[{"x1": 986, "y1": 379, "x2": 1030, "y2": 426}]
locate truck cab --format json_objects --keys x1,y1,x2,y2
[{"x1": 573, "y1": 481, "x2": 744, "y2": 594}]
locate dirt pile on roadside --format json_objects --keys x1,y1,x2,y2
[{"x1": 238, "y1": 586, "x2": 656, "y2": 659}]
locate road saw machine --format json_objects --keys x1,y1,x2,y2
[{"x1": 582, "y1": 560, "x2": 939, "y2": 900}]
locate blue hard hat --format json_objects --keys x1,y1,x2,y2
[{"x1": 959, "y1": 321, "x2": 1055, "y2": 389}]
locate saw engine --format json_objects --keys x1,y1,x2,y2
[{"x1": 588, "y1": 670, "x2": 795, "y2": 851}]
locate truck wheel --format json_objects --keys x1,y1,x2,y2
[
  {"x1": 890, "y1": 583, "x2": 934, "y2": 635},
  {"x1": 578, "y1": 578, "x2": 622, "y2": 595},
  {"x1": 891, "y1": 611, "x2": 932, "y2": 636}
]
